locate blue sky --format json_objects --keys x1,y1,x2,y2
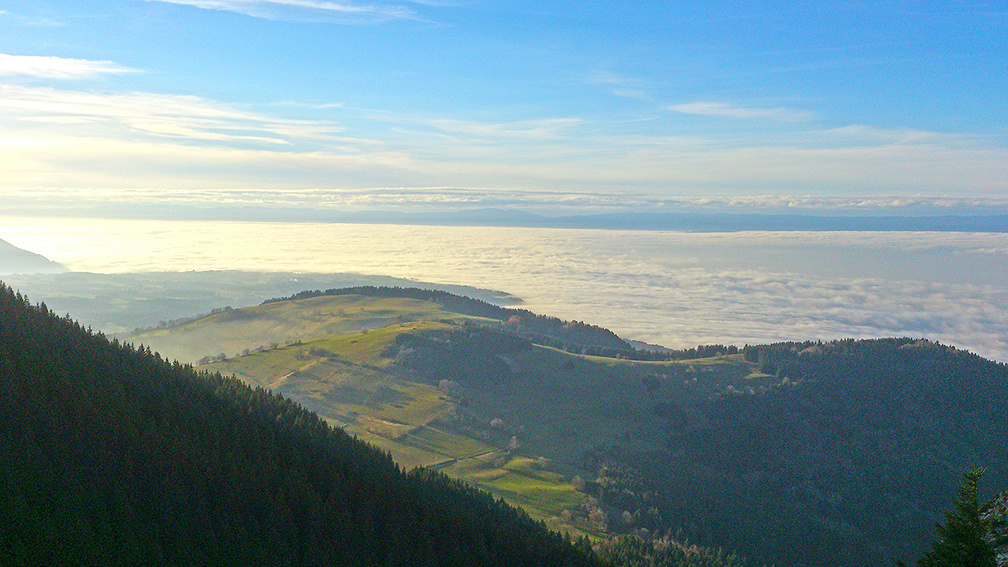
[{"x1": 1, "y1": 1, "x2": 1006, "y2": 216}]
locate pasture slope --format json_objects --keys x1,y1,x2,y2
[{"x1": 132, "y1": 287, "x2": 1008, "y2": 566}]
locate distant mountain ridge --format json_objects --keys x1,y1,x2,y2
[
  {"x1": 0, "y1": 238, "x2": 64, "y2": 274},
  {"x1": 55, "y1": 204, "x2": 1008, "y2": 232}
]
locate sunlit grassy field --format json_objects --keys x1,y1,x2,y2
[
  {"x1": 129, "y1": 294, "x2": 490, "y2": 364},
  {"x1": 176, "y1": 294, "x2": 762, "y2": 537}
]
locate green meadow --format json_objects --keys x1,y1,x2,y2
[
  {"x1": 141, "y1": 293, "x2": 760, "y2": 537},
  {"x1": 130, "y1": 294, "x2": 490, "y2": 365}
]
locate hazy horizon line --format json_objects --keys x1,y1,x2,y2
[{"x1": 5, "y1": 206, "x2": 1008, "y2": 233}]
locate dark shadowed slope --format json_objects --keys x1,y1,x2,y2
[
  {"x1": 0, "y1": 283, "x2": 601, "y2": 567},
  {"x1": 582, "y1": 340, "x2": 1008, "y2": 566},
  {"x1": 0, "y1": 238, "x2": 64, "y2": 275}
]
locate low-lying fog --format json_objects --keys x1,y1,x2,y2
[{"x1": 3, "y1": 216, "x2": 1006, "y2": 362}]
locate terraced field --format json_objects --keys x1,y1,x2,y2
[{"x1": 134, "y1": 292, "x2": 758, "y2": 536}]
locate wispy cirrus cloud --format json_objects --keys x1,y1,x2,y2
[
  {"x1": 668, "y1": 101, "x2": 816, "y2": 122},
  {"x1": 0, "y1": 10, "x2": 64, "y2": 27},
  {"x1": 0, "y1": 84, "x2": 413, "y2": 191},
  {"x1": 588, "y1": 71, "x2": 650, "y2": 100},
  {"x1": 1, "y1": 81, "x2": 1004, "y2": 201},
  {"x1": 0, "y1": 54, "x2": 140, "y2": 79},
  {"x1": 428, "y1": 117, "x2": 583, "y2": 140},
  {"x1": 147, "y1": 0, "x2": 419, "y2": 23},
  {"x1": 824, "y1": 124, "x2": 946, "y2": 144},
  {"x1": 0, "y1": 84, "x2": 344, "y2": 145}
]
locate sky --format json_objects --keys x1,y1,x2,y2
[{"x1": 1, "y1": 1, "x2": 1006, "y2": 217}]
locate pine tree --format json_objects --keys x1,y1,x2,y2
[{"x1": 916, "y1": 468, "x2": 997, "y2": 567}]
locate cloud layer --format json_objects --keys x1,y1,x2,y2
[
  {"x1": 0, "y1": 50, "x2": 1004, "y2": 207},
  {"x1": 0, "y1": 54, "x2": 139, "y2": 78},
  {"x1": 668, "y1": 101, "x2": 816, "y2": 122},
  {"x1": 147, "y1": 0, "x2": 419, "y2": 23},
  {"x1": 1, "y1": 81, "x2": 1005, "y2": 200},
  {"x1": 4, "y1": 219, "x2": 1007, "y2": 362}
]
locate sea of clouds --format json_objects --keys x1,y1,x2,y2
[{"x1": 2, "y1": 217, "x2": 1006, "y2": 361}]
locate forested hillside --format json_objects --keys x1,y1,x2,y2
[
  {"x1": 33, "y1": 282, "x2": 1008, "y2": 566},
  {"x1": 581, "y1": 339, "x2": 1008, "y2": 566},
  {"x1": 174, "y1": 288, "x2": 1008, "y2": 566},
  {"x1": 0, "y1": 284, "x2": 603, "y2": 566}
]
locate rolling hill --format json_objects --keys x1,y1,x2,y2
[
  {"x1": 129, "y1": 290, "x2": 759, "y2": 527},
  {"x1": 0, "y1": 283, "x2": 608, "y2": 566},
  {"x1": 128, "y1": 286, "x2": 1008, "y2": 565},
  {"x1": 128, "y1": 287, "x2": 1007, "y2": 566}
]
